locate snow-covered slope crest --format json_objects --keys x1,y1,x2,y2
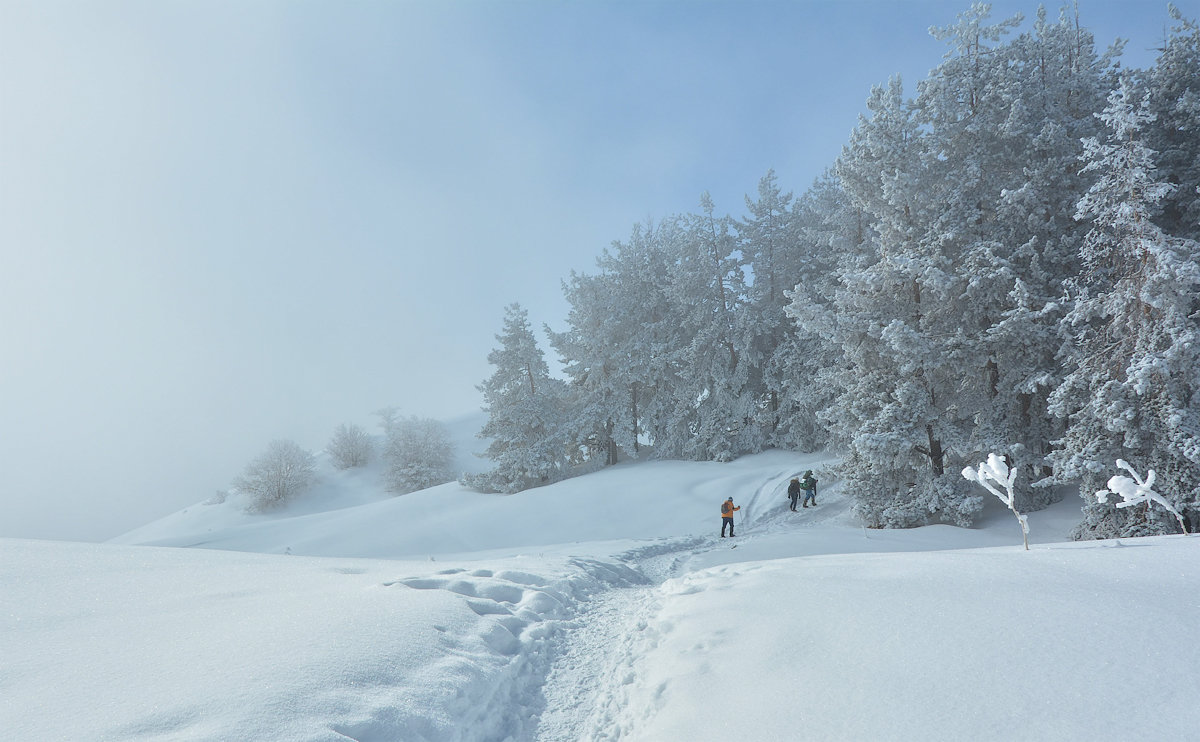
[{"x1": 111, "y1": 449, "x2": 824, "y2": 559}]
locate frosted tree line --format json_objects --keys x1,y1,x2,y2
[
  {"x1": 473, "y1": 3, "x2": 1200, "y2": 539},
  {"x1": 230, "y1": 413, "x2": 455, "y2": 511}
]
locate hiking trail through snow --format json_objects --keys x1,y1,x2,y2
[
  {"x1": 531, "y1": 539, "x2": 705, "y2": 742},
  {"x1": 531, "y1": 465, "x2": 809, "y2": 741}
]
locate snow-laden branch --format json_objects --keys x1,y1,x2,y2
[
  {"x1": 1095, "y1": 460, "x2": 1188, "y2": 535},
  {"x1": 963, "y1": 453, "x2": 1029, "y2": 550}
]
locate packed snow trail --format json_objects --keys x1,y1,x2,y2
[
  {"x1": 532, "y1": 466, "x2": 804, "y2": 741},
  {"x1": 528, "y1": 538, "x2": 705, "y2": 742}
]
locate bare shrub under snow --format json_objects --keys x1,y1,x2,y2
[
  {"x1": 327, "y1": 423, "x2": 372, "y2": 470},
  {"x1": 234, "y1": 439, "x2": 317, "y2": 512}
]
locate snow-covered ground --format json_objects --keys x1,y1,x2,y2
[{"x1": 4, "y1": 450, "x2": 1198, "y2": 741}]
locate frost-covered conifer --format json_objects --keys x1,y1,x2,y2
[
  {"x1": 657, "y1": 195, "x2": 754, "y2": 461},
  {"x1": 1144, "y1": 6, "x2": 1200, "y2": 241},
  {"x1": 1051, "y1": 78, "x2": 1200, "y2": 538},
  {"x1": 819, "y1": 74, "x2": 981, "y2": 528},
  {"x1": 775, "y1": 174, "x2": 852, "y2": 453},
  {"x1": 550, "y1": 222, "x2": 689, "y2": 464},
  {"x1": 472, "y1": 303, "x2": 569, "y2": 493},
  {"x1": 941, "y1": 6, "x2": 1115, "y2": 509},
  {"x1": 734, "y1": 170, "x2": 802, "y2": 446}
]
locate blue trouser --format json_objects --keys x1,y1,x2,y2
[
  {"x1": 721, "y1": 517, "x2": 735, "y2": 536},
  {"x1": 803, "y1": 489, "x2": 816, "y2": 506}
]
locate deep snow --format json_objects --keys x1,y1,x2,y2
[{"x1": 3, "y1": 450, "x2": 1198, "y2": 741}]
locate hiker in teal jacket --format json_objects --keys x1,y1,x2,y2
[{"x1": 800, "y1": 471, "x2": 818, "y2": 507}]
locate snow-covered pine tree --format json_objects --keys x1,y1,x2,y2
[
  {"x1": 734, "y1": 170, "x2": 802, "y2": 448},
  {"x1": 1144, "y1": 5, "x2": 1200, "y2": 242},
  {"x1": 470, "y1": 303, "x2": 570, "y2": 493},
  {"x1": 656, "y1": 194, "x2": 754, "y2": 461},
  {"x1": 774, "y1": 173, "x2": 853, "y2": 453},
  {"x1": 1050, "y1": 77, "x2": 1200, "y2": 538},
  {"x1": 549, "y1": 221, "x2": 688, "y2": 465},
  {"x1": 824, "y1": 74, "x2": 983, "y2": 527},
  {"x1": 927, "y1": 4, "x2": 1113, "y2": 510}
]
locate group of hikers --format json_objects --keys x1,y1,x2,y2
[
  {"x1": 720, "y1": 470, "x2": 818, "y2": 537},
  {"x1": 788, "y1": 471, "x2": 818, "y2": 511}
]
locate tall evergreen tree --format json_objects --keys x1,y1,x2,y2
[
  {"x1": 1050, "y1": 78, "x2": 1200, "y2": 537},
  {"x1": 1144, "y1": 5, "x2": 1200, "y2": 241},
  {"x1": 825, "y1": 75, "x2": 985, "y2": 527},
  {"x1": 735, "y1": 171, "x2": 801, "y2": 443},
  {"x1": 550, "y1": 222, "x2": 682, "y2": 465},
  {"x1": 472, "y1": 303, "x2": 569, "y2": 492},
  {"x1": 775, "y1": 174, "x2": 853, "y2": 452},
  {"x1": 925, "y1": 4, "x2": 1112, "y2": 508},
  {"x1": 657, "y1": 196, "x2": 753, "y2": 460}
]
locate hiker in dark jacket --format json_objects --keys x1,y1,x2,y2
[
  {"x1": 787, "y1": 478, "x2": 802, "y2": 511},
  {"x1": 800, "y1": 470, "x2": 818, "y2": 507}
]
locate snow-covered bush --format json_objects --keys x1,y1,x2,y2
[
  {"x1": 1094, "y1": 460, "x2": 1188, "y2": 536},
  {"x1": 383, "y1": 415, "x2": 455, "y2": 494},
  {"x1": 327, "y1": 423, "x2": 372, "y2": 470},
  {"x1": 963, "y1": 453, "x2": 1030, "y2": 550},
  {"x1": 234, "y1": 439, "x2": 316, "y2": 512}
]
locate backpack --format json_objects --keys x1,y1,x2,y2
[{"x1": 721, "y1": 501, "x2": 732, "y2": 515}]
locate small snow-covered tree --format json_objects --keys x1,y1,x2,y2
[
  {"x1": 327, "y1": 423, "x2": 372, "y2": 470},
  {"x1": 383, "y1": 415, "x2": 455, "y2": 494},
  {"x1": 963, "y1": 453, "x2": 1030, "y2": 550},
  {"x1": 1094, "y1": 459, "x2": 1188, "y2": 535},
  {"x1": 234, "y1": 439, "x2": 316, "y2": 512}
]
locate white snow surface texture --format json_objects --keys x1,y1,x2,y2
[{"x1": 4, "y1": 450, "x2": 1198, "y2": 741}]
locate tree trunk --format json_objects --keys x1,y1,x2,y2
[
  {"x1": 926, "y1": 424, "x2": 945, "y2": 476},
  {"x1": 631, "y1": 383, "x2": 640, "y2": 454}
]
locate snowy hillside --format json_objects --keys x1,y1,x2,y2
[{"x1": 4, "y1": 451, "x2": 1198, "y2": 741}]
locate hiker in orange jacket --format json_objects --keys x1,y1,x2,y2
[{"x1": 720, "y1": 497, "x2": 741, "y2": 537}]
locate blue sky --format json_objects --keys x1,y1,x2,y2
[{"x1": 0, "y1": 0, "x2": 1191, "y2": 540}]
